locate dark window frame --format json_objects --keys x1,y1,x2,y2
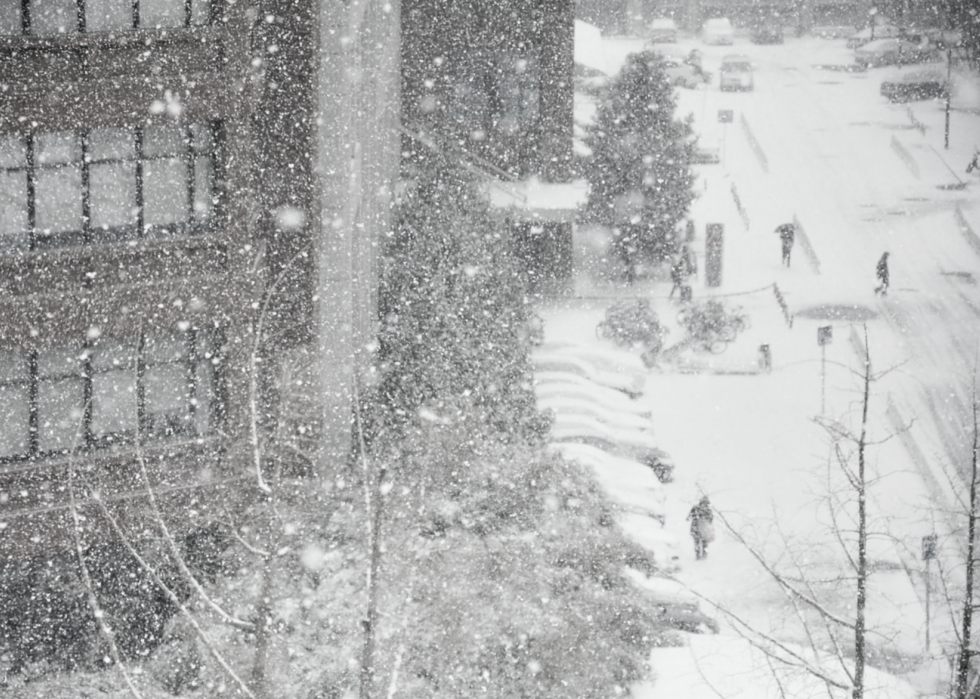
[
  {"x1": 8, "y1": 0, "x2": 215, "y2": 36},
  {"x1": 0, "y1": 121, "x2": 219, "y2": 251},
  {"x1": 0, "y1": 328, "x2": 222, "y2": 464}
]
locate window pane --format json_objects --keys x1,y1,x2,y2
[
  {"x1": 0, "y1": 135, "x2": 27, "y2": 168},
  {"x1": 144, "y1": 157, "x2": 189, "y2": 227},
  {"x1": 139, "y1": 0, "x2": 184, "y2": 28},
  {"x1": 193, "y1": 156, "x2": 212, "y2": 220},
  {"x1": 191, "y1": 0, "x2": 208, "y2": 25},
  {"x1": 37, "y1": 346, "x2": 84, "y2": 377},
  {"x1": 90, "y1": 161, "x2": 137, "y2": 232},
  {"x1": 36, "y1": 132, "x2": 81, "y2": 166},
  {"x1": 90, "y1": 369, "x2": 137, "y2": 438},
  {"x1": 0, "y1": 171, "x2": 29, "y2": 250},
  {"x1": 143, "y1": 125, "x2": 185, "y2": 157},
  {"x1": 145, "y1": 364, "x2": 188, "y2": 412},
  {"x1": 37, "y1": 377, "x2": 85, "y2": 452},
  {"x1": 143, "y1": 334, "x2": 186, "y2": 363},
  {"x1": 0, "y1": 1, "x2": 22, "y2": 35},
  {"x1": 86, "y1": 0, "x2": 132, "y2": 31},
  {"x1": 0, "y1": 351, "x2": 27, "y2": 382},
  {"x1": 190, "y1": 123, "x2": 213, "y2": 153},
  {"x1": 30, "y1": 0, "x2": 78, "y2": 34},
  {"x1": 88, "y1": 128, "x2": 135, "y2": 161},
  {"x1": 34, "y1": 166, "x2": 83, "y2": 234},
  {"x1": 91, "y1": 339, "x2": 137, "y2": 371},
  {"x1": 500, "y1": 54, "x2": 540, "y2": 126},
  {"x1": 0, "y1": 385, "x2": 29, "y2": 458}
]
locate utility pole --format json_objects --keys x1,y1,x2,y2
[
  {"x1": 818, "y1": 326, "x2": 832, "y2": 415},
  {"x1": 923, "y1": 533, "x2": 937, "y2": 652},
  {"x1": 944, "y1": 45, "x2": 952, "y2": 149}
]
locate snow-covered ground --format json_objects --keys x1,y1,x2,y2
[{"x1": 546, "y1": 26, "x2": 980, "y2": 698}]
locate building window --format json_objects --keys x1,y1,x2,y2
[
  {"x1": 448, "y1": 49, "x2": 541, "y2": 136},
  {"x1": 0, "y1": 122, "x2": 216, "y2": 251},
  {"x1": 0, "y1": 0, "x2": 212, "y2": 36},
  {"x1": 0, "y1": 329, "x2": 220, "y2": 463}
]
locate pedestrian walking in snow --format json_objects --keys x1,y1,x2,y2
[
  {"x1": 775, "y1": 223, "x2": 795, "y2": 267},
  {"x1": 874, "y1": 251, "x2": 890, "y2": 296},
  {"x1": 686, "y1": 496, "x2": 714, "y2": 560},
  {"x1": 668, "y1": 255, "x2": 686, "y2": 299},
  {"x1": 967, "y1": 150, "x2": 979, "y2": 175},
  {"x1": 685, "y1": 219, "x2": 696, "y2": 242},
  {"x1": 681, "y1": 243, "x2": 698, "y2": 279}
]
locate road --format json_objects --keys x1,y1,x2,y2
[{"x1": 678, "y1": 37, "x2": 980, "y2": 496}]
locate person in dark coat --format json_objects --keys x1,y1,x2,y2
[
  {"x1": 874, "y1": 251, "x2": 890, "y2": 296},
  {"x1": 775, "y1": 223, "x2": 795, "y2": 267},
  {"x1": 681, "y1": 243, "x2": 698, "y2": 279},
  {"x1": 668, "y1": 254, "x2": 686, "y2": 299},
  {"x1": 686, "y1": 496, "x2": 714, "y2": 560}
]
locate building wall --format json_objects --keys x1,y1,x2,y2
[
  {"x1": 402, "y1": 0, "x2": 573, "y2": 182},
  {"x1": 0, "y1": 0, "x2": 394, "y2": 555}
]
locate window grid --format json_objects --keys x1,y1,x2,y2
[
  {"x1": 7, "y1": 0, "x2": 212, "y2": 35},
  {"x1": 0, "y1": 330, "x2": 219, "y2": 464},
  {"x1": 0, "y1": 122, "x2": 216, "y2": 251}
]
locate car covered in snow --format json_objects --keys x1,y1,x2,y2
[
  {"x1": 880, "y1": 68, "x2": 948, "y2": 102},
  {"x1": 701, "y1": 17, "x2": 734, "y2": 45},
  {"x1": 648, "y1": 18, "x2": 678, "y2": 43},
  {"x1": 750, "y1": 23, "x2": 784, "y2": 44},
  {"x1": 846, "y1": 23, "x2": 901, "y2": 49},
  {"x1": 719, "y1": 54, "x2": 754, "y2": 91},
  {"x1": 854, "y1": 36, "x2": 940, "y2": 68},
  {"x1": 692, "y1": 142, "x2": 721, "y2": 164},
  {"x1": 532, "y1": 350, "x2": 646, "y2": 397},
  {"x1": 661, "y1": 55, "x2": 711, "y2": 89}
]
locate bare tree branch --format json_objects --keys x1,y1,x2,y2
[
  {"x1": 92, "y1": 492, "x2": 256, "y2": 699},
  {"x1": 66, "y1": 447, "x2": 145, "y2": 699}
]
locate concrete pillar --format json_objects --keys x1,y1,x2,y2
[{"x1": 314, "y1": 0, "x2": 401, "y2": 476}]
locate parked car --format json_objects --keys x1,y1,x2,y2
[
  {"x1": 750, "y1": 24, "x2": 784, "y2": 44},
  {"x1": 649, "y1": 18, "x2": 678, "y2": 42},
  {"x1": 662, "y1": 55, "x2": 711, "y2": 88},
  {"x1": 880, "y1": 68, "x2": 949, "y2": 102},
  {"x1": 719, "y1": 54, "x2": 754, "y2": 91},
  {"x1": 846, "y1": 23, "x2": 901, "y2": 49},
  {"x1": 692, "y1": 142, "x2": 721, "y2": 164},
  {"x1": 701, "y1": 17, "x2": 734, "y2": 45},
  {"x1": 854, "y1": 36, "x2": 940, "y2": 68}
]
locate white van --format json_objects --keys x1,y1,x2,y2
[
  {"x1": 719, "y1": 54, "x2": 754, "y2": 91},
  {"x1": 701, "y1": 17, "x2": 734, "y2": 45}
]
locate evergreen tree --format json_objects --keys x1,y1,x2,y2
[
  {"x1": 582, "y1": 50, "x2": 698, "y2": 280},
  {"x1": 375, "y1": 148, "x2": 543, "y2": 441}
]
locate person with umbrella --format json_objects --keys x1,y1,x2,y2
[
  {"x1": 775, "y1": 222, "x2": 795, "y2": 267},
  {"x1": 874, "y1": 251, "x2": 890, "y2": 296}
]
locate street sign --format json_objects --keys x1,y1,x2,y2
[
  {"x1": 718, "y1": 109, "x2": 734, "y2": 123},
  {"x1": 922, "y1": 534, "x2": 938, "y2": 560},
  {"x1": 818, "y1": 326, "x2": 833, "y2": 346}
]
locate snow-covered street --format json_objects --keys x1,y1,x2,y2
[{"x1": 540, "y1": 27, "x2": 980, "y2": 698}]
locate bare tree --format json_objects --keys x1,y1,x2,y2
[
  {"x1": 952, "y1": 388, "x2": 979, "y2": 699},
  {"x1": 709, "y1": 328, "x2": 892, "y2": 699}
]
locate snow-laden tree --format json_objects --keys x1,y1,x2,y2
[
  {"x1": 374, "y1": 147, "x2": 545, "y2": 442},
  {"x1": 581, "y1": 50, "x2": 697, "y2": 281}
]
